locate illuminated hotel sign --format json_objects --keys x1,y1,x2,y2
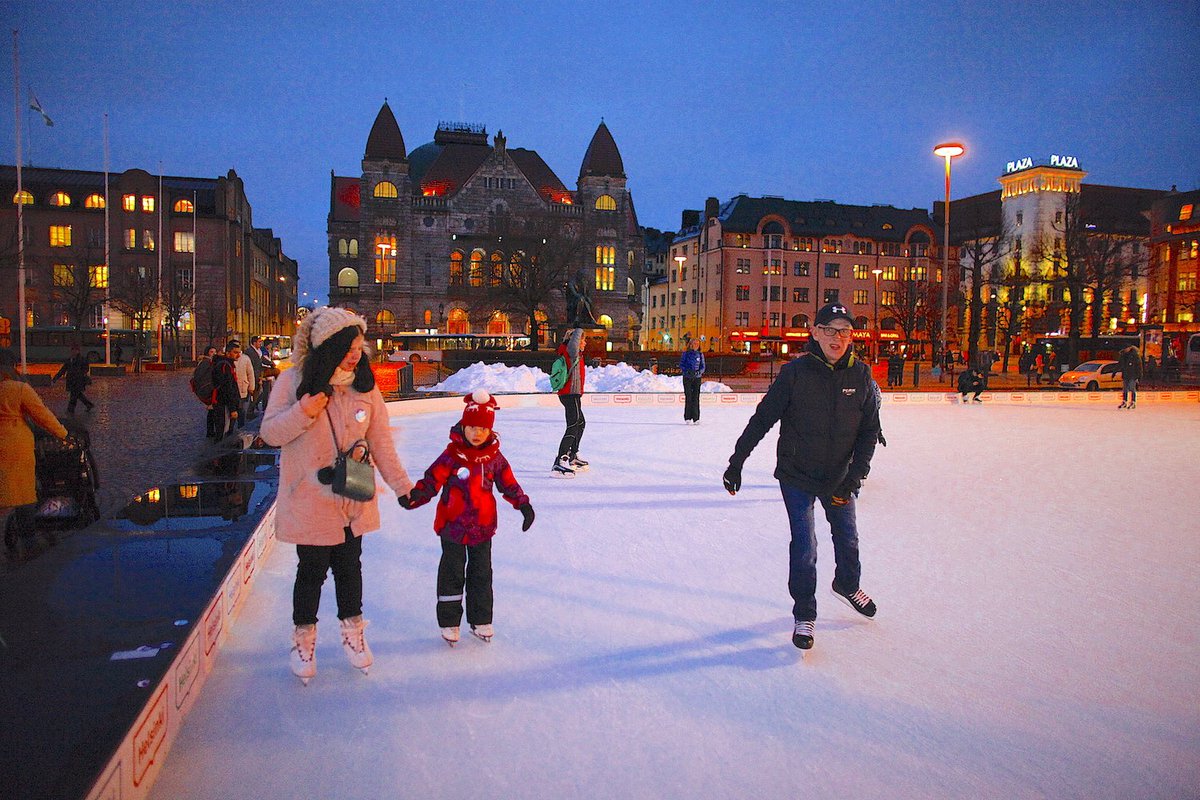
[{"x1": 1005, "y1": 154, "x2": 1081, "y2": 174}]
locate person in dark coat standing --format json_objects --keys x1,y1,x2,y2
[
  {"x1": 679, "y1": 339, "x2": 706, "y2": 424},
  {"x1": 210, "y1": 342, "x2": 243, "y2": 439},
  {"x1": 53, "y1": 344, "x2": 94, "y2": 412},
  {"x1": 722, "y1": 303, "x2": 882, "y2": 651},
  {"x1": 1117, "y1": 345, "x2": 1142, "y2": 409},
  {"x1": 957, "y1": 368, "x2": 985, "y2": 403},
  {"x1": 887, "y1": 350, "x2": 904, "y2": 388},
  {"x1": 245, "y1": 335, "x2": 265, "y2": 417}
]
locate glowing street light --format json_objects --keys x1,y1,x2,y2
[
  {"x1": 674, "y1": 255, "x2": 686, "y2": 350},
  {"x1": 933, "y1": 141, "x2": 965, "y2": 362}
]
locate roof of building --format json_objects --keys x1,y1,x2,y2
[
  {"x1": 1080, "y1": 184, "x2": 1167, "y2": 235},
  {"x1": 417, "y1": 142, "x2": 492, "y2": 196},
  {"x1": 706, "y1": 195, "x2": 936, "y2": 242},
  {"x1": 364, "y1": 102, "x2": 407, "y2": 162},
  {"x1": 508, "y1": 148, "x2": 571, "y2": 202},
  {"x1": 579, "y1": 121, "x2": 625, "y2": 180},
  {"x1": 1, "y1": 165, "x2": 220, "y2": 213}
]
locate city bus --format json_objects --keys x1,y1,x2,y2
[
  {"x1": 380, "y1": 332, "x2": 532, "y2": 362},
  {"x1": 22, "y1": 326, "x2": 158, "y2": 364}
]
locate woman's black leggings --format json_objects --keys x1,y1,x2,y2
[
  {"x1": 292, "y1": 526, "x2": 363, "y2": 626},
  {"x1": 556, "y1": 394, "x2": 586, "y2": 460}
]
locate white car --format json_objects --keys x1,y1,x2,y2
[{"x1": 1057, "y1": 360, "x2": 1122, "y2": 390}]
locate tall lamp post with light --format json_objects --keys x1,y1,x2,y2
[
  {"x1": 872, "y1": 267, "x2": 883, "y2": 361},
  {"x1": 673, "y1": 254, "x2": 686, "y2": 351},
  {"x1": 933, "y1": 142, "x2": 964, "y2": 363},
  {"x1": 377, "y1": 242, "x2": 396, "y2": 326}
]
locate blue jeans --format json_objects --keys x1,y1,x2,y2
[
  {"x1": 1122, "y1": 377, "x2": 1138, "y2": 403},
  {"x1": 779, "y1": 483, "x2": 862, "y2": 622}
]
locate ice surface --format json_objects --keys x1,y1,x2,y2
[
  {"x1": 147, "y1": 400, "x2": 1200, "y2": 800},
  {"x1": 420, "y1": 360, "x2": 731, "y2": 393}
]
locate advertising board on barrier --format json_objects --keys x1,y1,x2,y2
[
  {"x1": 174, "y1": 635, "x2": 201, "y2": 712},
  {"x1": 132, "y1": 683, "x2": 169, "y2": 787}
]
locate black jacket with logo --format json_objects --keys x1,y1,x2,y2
[{"x1": 729, "y1": 342, "x2": 881, "y2": 496}]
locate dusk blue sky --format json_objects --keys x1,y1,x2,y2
[{"x1": 8, "y1": 1, "x2": 1199, "y2": 304}]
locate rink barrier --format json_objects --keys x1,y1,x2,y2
[
  {"x1": 84, "y1": 504, "x2": 278, "y2": 800},
  {"x1": 386, "y1": 390, "x2": 1198, "y2": 418}
]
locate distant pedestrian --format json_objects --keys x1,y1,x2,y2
[
  {"x1": 1117, "y1": 345, "x2": 1141, "y2": 409},
  {"x1": 552, "y1": 327, "x2": 587, "y2": 477},
  {"x1": 1034, "y1": 352, "x2": 1045, "y2": 384},
  {"x1": 887, "y1": 351, "x2": 904, "y2": 388},
  {"x1": 680, "y1": 339, "x2": 706, "y2": 424},
  {"x1": 113, "y1": 342, "x2": 123, "y2": 365},
  {"x1": 231, "y1": 340, "x2": 255, "y2": 429},
  {"x1": 246, "y1": 335, "x2": 265, "y2": 417},
  {"x1": 1, "y1": 348, "x2": 69, "y2": 557},
  {"x1": 53, "y1": 344, "x2": 95, "y2": 412},
  {"x1": 942, "y1": 349, "x2": 956, "y2": 383},
  {"x1": 190, "y1": 346, "x2": 221, "y2": 437},
  {"x1": 211, "y1": 342, "x2": 243, "y2": 439},
  {"x1": 957, "y1": 368, "x2": 985, "y2": 403}
]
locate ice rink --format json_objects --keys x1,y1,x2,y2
[{"x1": 147, "y1": 397, "x2": 1200, "y2": 800}]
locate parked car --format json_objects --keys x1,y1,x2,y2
[{"x1": 1058, "y1": 360, "x2": 1122, "y2": 390}]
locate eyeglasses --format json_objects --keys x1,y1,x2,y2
[{"x1": 815, "y1": 325, "x2": 854, "y2": 339}]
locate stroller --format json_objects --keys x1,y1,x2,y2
[{"x1": 4, "y1": 419, "x2": 101, "y2": 555}]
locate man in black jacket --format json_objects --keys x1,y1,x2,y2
[
  {"x1": 723, "y1": 303, "x2": 881, "y2": 650},
  {"x1": 210, "y1": 342, "x2": 243, "y2": 440},
  {"x1": 53, "y1": 344, "x2": 94, "y2": 412}
]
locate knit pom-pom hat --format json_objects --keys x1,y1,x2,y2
[
  {"x1": 461, "y1": 389, "x2": 499, "y2": 429},
  {"x1": 293, "y1": 306, "x2": 367, "y2": 366}
]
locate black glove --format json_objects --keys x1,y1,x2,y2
[
  {"x1": 722, "y1": 463, "x2": 742, "y2": 495},
  {"x1": 397, "y1": 494, "x2": 414, "y2": 509},
  {"x1": 519, "y1": 503, "x2": 535, "y2": 531},
  {"x1": 830, "y1": 477, "x2": 862, "y2": 507},
  {"x1": 878, "y1": 430, "x2": 887, "y2": 447}
]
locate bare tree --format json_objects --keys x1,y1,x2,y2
[
  {"x1": 986, "y1": 251, "x2": 1035, "y2": 374},
  {"x1": 880, "y1": 261, "x2": 932, "y2": 351},
  {"x1": 49, "y1": 244, "x2": 107, "y2": 331},
  {"x1": 956, "y1": 209, "x2": 1013, "y2": 368},
  {"x1": 110, "y1": 263, "x2": 159, "y2": 370}
]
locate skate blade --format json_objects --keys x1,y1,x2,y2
[
  {"x1": 442, "y1": 638, "x2": 458, "y2": 647},
  {"x1": 550, "y1": 471, "x2": 576, "y2": 479},
  {"x1": 831, "y1": 589, "x2": 876, "y2": 619},
  {"x1": 470, "y1": 632, "x2": 493, "y2": 643}
]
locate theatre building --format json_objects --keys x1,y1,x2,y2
[
  {"x1": 328, "y1": 102, "x2": 643, "y2": 349},
  {"x1": 658, "y1": 195, "x2": 945, "y2": 356}
]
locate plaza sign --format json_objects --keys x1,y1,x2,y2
[{"x1": 1005, "y1": 154, "x2": 1082, "y2": 174}]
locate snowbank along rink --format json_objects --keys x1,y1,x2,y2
[{"x1": 148, "y1": 393, "x2": 1200, "y2": 800}]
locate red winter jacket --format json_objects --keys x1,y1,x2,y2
[
  {"x1": 556, "y1": 333, "x2": 585, "y2": 396},
  {"x1": 407, "y1": 425, "x2": 528, "y2": 546}
]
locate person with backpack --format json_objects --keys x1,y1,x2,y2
[
  {"x1": 679, "y1": 339, "x2": 706, "y2": 424},
  {"x1": 191, "y1": 346, "x2": 220, "y2": 438},
  {"x1": 211, "y1": 342, "x2": 244, "y2": 440},
  {"x1": 551, "y1": 327, "x2": 587, "y2": 477},
  {"x1": 53, "y1": 344, "x2": 94, "y2": 413}
]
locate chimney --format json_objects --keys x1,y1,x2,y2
[
  {"x1": 704, "y1": 197, "x2": 720, "y2": 221},
  {"x1": 681, "y1": 209, "x2": 700, "y2": 229},
  {"x1": 494, "y1": 130, "x2": 506, "y2": 154}
]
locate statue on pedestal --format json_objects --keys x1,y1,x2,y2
[{"x1": 564, "y1": 270, "x2": 597, "y2": 328}]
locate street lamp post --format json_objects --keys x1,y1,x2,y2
[
  {"x1": 674, "y1": 255, "x2": 686, "y2": 351},
  {"x1": 377, "y1": 242, "x2": 396, "y2": 326},
  {"x1": 933, "y1": 142, "x2": 965, "y2": 363},
  {"x1": 872, "y1": 267, "x2": 883, "y2": 361}
]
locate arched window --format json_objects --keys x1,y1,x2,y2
[
  {"x1": 595, "y1": 194, "x2": 617, "y2": 211},
  {"x1": 447, "y1": 308, "x2": 470, "y2": 334},
  {"x1": 486, "y1": 311, "x2": 509, "y2": 335},
  {"x1": 376, "y1": 309, "x2": 396, "y2": 327},
  {"x1": 534, "y1": 310, "x2": 549, "y2": 346},
  {"x1": 174, "y1": 198, "x2": 194, "y2": 213},
  {"x1": 598, "y1": 314, "x2": 613, "y2": 329},
  {"x1": 628, "y1": 250, "x2": 635, "y2": 267},
  {"x1": 794, "y1": 313, "x2": 810, "y2": 328},
  {"x1": 449, "y1": 251, "x2": 464, "y2": 285},
  {"x1": 374, "y1": 235, "x2": 396, "y2": 283},
  {"x1": 337, "y1": 267, "x2": 359, "y2": 290},
  {"x1": 509, "y1": 251, "x2": 525, "y2": 285},
  {"x1": 373, "y1": 181, "x2": 398, "y2": 198},
  {"x1": 348, "y1": 238, "x2": 359, "y2": 256},
  {"x1": 50, "y1": 191, "x2": 71, "y2": 207},
  {"x1": 490, "y1": 252, "x2": 504, "y2": 286},
  {"x1": 338, "y1": 239, "x2": 349, "y2": 256},
  {"x1": 881, "y1": 317, "x2": 898, "y2": 331},
  {"x1": 85, "y1": 194, "x2": 105, "y2": 209},
  {"x1": 627, "y1": 277, "x2": 636, "y2": 297},
  {"x1": 12, "y1": 190, "x2": 33, "y2": 205},
  {"x1": 469, "y1": 249, "x2": 485, "y2": 287},
  {"x1": 854, "y1": 316, "x2": 869, "y2": 329}
]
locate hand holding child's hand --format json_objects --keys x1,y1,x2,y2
[
  {"x1": 519, "y1": 503, "x2": 535, "y2": 531},
  {"x1": 397, "y1": 494, "x2": 414, "y2": 510}
]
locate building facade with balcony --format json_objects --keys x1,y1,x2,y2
[
  {"x1": 1, "y1": 165, "x2": 297, "y2": 356},
  {"x1": 653, "y1": 195, "x2": 943, "y2": 356},
  {"x1": 1148, "y1": 188, "x2": 1200, "y2": 357},
  {"x1": 943, "y1": 156, "x2": 1167, "y2": 355},
  {"x1": 328, "y1": 103, "x2": 643, "y2": 349}
]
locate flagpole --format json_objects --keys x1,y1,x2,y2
[
  {"x1": 14, "y1": 30, "x2": 27, "y2": 374},
  {"x1": 103, "y1": 113, "x2": 111, "y2": 366},
  {"x1": 157, "y1": 162, "x2": 164, "y2": 363},
  {"x1": 191, "y1": 189, "x2": 197, "y2": 361}
]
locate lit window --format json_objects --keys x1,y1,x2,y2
[
  {"x1": 853, "y1": 289, "x2": 869, "y2": 304},
  {"x1": 598, "y1": 314, "x2": 613, "y2": 329},
  {"x1": 1181, "y1": 204, "x2": 1194, "y2": 221},
  {"x1": 349, "y1": 238, "x2": 359, "y2": 256},
  {"x1": 373, "y1": 181, "x2": 398, "y2": 198},
  {"x1": 486, "y1": 311, "x2": 509, "y2": 335},
  {"x1": 376, "y1": 310, "x2": 396, "y2": 326},
  {"x1": 53, "y1": 264, "x2": 75, "y2": 286},
  {"x1": 13, "y1": 190, "x2": 33, "y2": 205},
  {"x1": 123, "y1": 194, "x2": 136, "y2": 211},
  {"x1": 374, "y1": 236, "x2": 397, "y2": 283},
  {"x1": 50, "y1": 191, "x2": 71, "y2": 207},
  {"x1": 174, "y1": 231, "x2": 195, "y2": 253},
  {"x1": 337, "y1": 267, "x2": 359, "y2": 290},
  {"x1": 447, "y1": 308, "x2": 469, "y2": 334},
  {"x1": 424, "y1": 309, "x2": 432, "y2": 325},
  {"x1": 125, "y1": 228, "x2": 137, "y2": 248},
  {"x1": 595, "y1": 266, "x2": 615, "y2": 291},
  {"x1": 490, "y1": 252, "x2": 503, "y2": 286},
  {"x1": 338, "y1": 239, "x2": 348, "y2": 256},
  {"x1": 449, "y1": 251, "x2": 464, "y2": 286},
  {"x1": 595, "y1": 245, "x2": 615, "y2": 266},
  {"x1": 49, "y1": 225, "x2": 72, "y2": 247},
  {"x1": 85, "y1": 194, "x2": 105, "y2": 209},
  {"x1": 174, "y1": 198, "x2": 194, "y2": 213},
  {"x1": 469, "y1": 250, "x2": 485, "y2": 287},
  {"x1": 595, "y1": 194, "x2": 617, "y2": 211},
  {"x1": 90, "y1": 265, "x2": 109, "y2": 288},
  {"x1": 142, "y1": 196, "x2": 155, "y2": 213},
  {"x1": 143, "y1": 230, "x2": 155, "y2": 251}
]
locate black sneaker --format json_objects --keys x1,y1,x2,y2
[
  {"x1": 832, "y1": 582, "x2": 877, "y2": 618},
  {"x1": 792, "y1": 620, "x2": 814, "y2": 650}
]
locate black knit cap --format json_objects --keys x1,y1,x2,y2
[{"x1": 815, "y1": 302, "x2": 855, "y2": 327}]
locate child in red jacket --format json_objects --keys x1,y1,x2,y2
[{"x1": 399, "y1": 391, "x2": 534, "y2": 644}]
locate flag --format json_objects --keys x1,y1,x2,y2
[{"x1": 29, "y1": 92, "x2": 54, "y2": 127}]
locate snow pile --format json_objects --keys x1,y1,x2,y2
[{"x1": 419, "y1": 360, "x2": 731, "y2": 393}]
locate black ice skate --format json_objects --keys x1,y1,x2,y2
[
  {"x1": 568, "y1": 455, "x2": 589, "y2": 471},
  {"x1": 792, "y1": 620, "x2": 814, "y2": 650},
  {"x1": 551, "y1": 456, "x2": 576, "y2": 478},
  {"x1": 832, "y1": 582, "x2": 877, "y2": 618}
]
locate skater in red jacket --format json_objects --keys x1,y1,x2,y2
[{"x1": 399, "y1": 390, "x2": 534, "y2": 645}]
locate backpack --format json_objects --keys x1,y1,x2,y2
[
  {"x1": 190, "y1": 359, "x2": 215, "y2": 404},
  {"x1": 549, "y1": 355, "x2": 569, "y2": 391}
]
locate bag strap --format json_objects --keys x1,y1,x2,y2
[{"x1": 325, "y1": 406, "x2": 371, "y2": 461}]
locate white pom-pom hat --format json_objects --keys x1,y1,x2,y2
[{"x1": 293, "y1": 306, "x2": 367, "y2": 366}]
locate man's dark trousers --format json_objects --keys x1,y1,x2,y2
[{"x1": 779, "y1": 482, "x2": 861, "y2": 622}]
